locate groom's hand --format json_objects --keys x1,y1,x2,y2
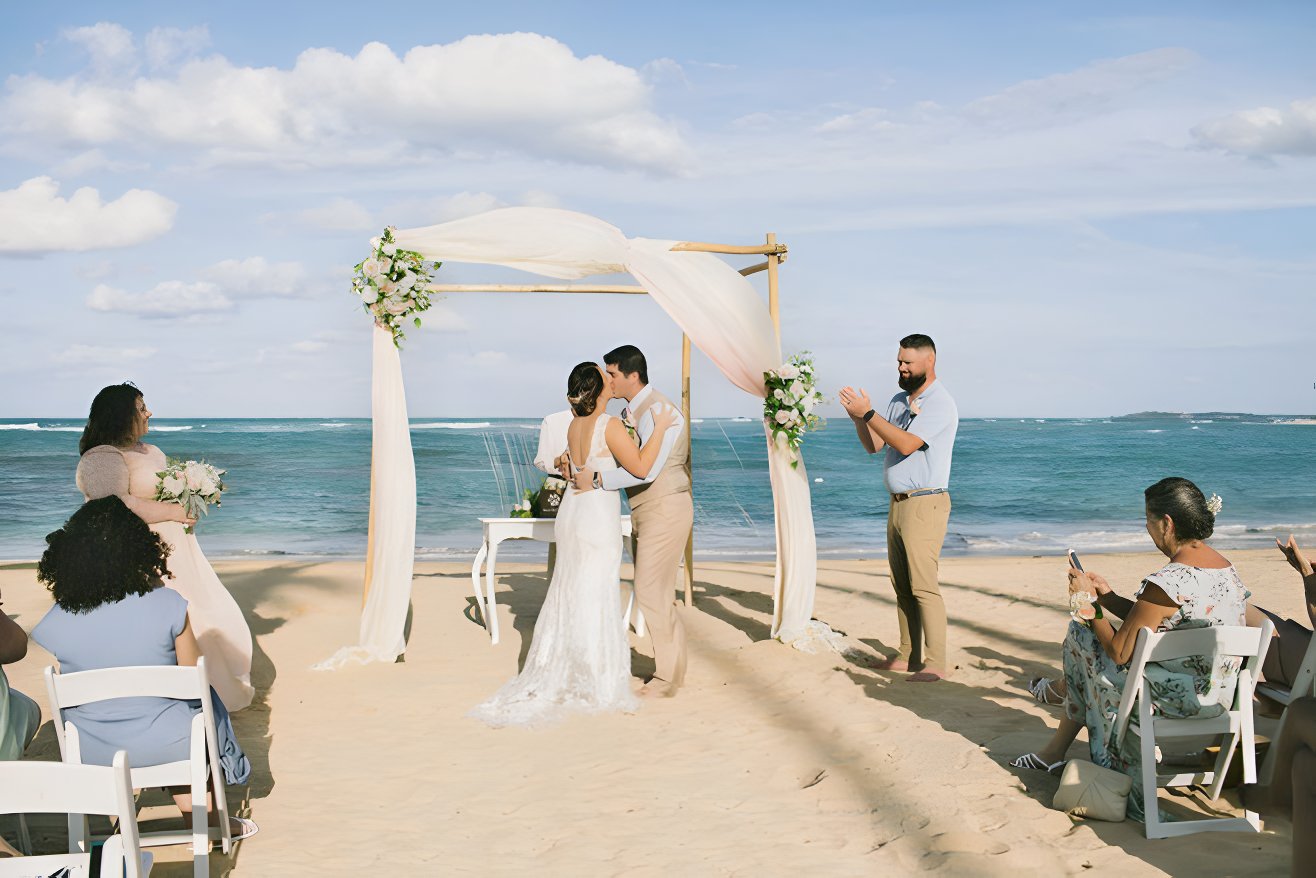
[
  {"x1": 554, "y1": 453, "x2": 571, "y2": 481},
  {"x1": 573, "y1": 467, "x2": 595, "y2": 492}
]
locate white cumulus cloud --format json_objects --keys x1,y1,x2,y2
[
  {"x1": 144, "y1": 25, "x2": 210, "y2": 70},
  {"x1": 0, "y1": 177, "x2": 176, "y2": 254},
  {"x1": 87, "y1": 281, "x2": 232, "y2": 316},
  {"x1": 4, "y1": 30, "x2": 690, "y2": 173},
  {"x1": 1192, "y1": 98, "x2": 1316, "y2": 158},
  {"x1": 293, "y1": 197, "x2": 376, "y2": 232}
]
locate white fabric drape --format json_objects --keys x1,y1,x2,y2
[
  {"x1": 343, "y1": 207, "x2": 818, "y2": 660},
  {"x1": 316, "y1": 325, "x2": 417, "y2": 668}
]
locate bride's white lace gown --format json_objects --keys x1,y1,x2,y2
[{"x1": 471, "y1": 413, "x2": 638, "y2": 727}]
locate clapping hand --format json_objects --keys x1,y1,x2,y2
[
  {"x1": 1277, "y1": 535, "x2": 1314, "y2": 577},
  {"x1": 838, "y1": 386, "x2": 872, "y2": 419}
]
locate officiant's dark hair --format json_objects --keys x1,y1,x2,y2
[
  {"x1": 567, "y1": 362, "x2": 606, "y2": 416},
  {"x1": 899, "y1": 334, "x2": 936, "y2": 352},
  {"x1": 603, "y1": 344, "x2": 648, "y2": 384},
  {"x1": 80, "y1": 383, "x2": 144, "y2": 455}
]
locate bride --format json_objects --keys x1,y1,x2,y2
[{"x1": 472, "y1": 362, "x2": 676, "y2": 727}]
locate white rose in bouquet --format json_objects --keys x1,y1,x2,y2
[
  {"x1": 381, "y1": 242, "x2": 397, "y2": 257},
  {"x1": 778, "y1": 364, "x2": 800, "y2": 380},
  {"x1": 359, "y1": 285, "x2": 379, "y2": 304},
  {"x1": 378, "y1": 279, "x2": 398, "y2": 296},
  {"x1": 774, "y1": 388, "x2": 785, "y2": 400},
  {"x1": 774, "y1": 409, "x2": 791, "y2": 424},
  {"x1": 789, "y1": 380, "x2": 805, "y2": 398},
  {"x1": 184, "y1": 462, "x2": 207, "y2": 491},
  {"x1": 781, "y1": 392, "x2": 795, "y2": 407},
  {"x1": 162, "y1": 473, "x2": 185, "y2": 496},
  {"x1": 384, "y1": 295, "x2": 410, "y2": 315},
  {"x1": 362, "y1": 258, "x2": 383, "y2": 278}
]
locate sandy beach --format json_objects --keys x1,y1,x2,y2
[{"x1": 1, "y1": 547, "x2": 1302, "y2": 876}]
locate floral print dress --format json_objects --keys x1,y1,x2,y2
[{"x1": 1060, "y1": 562, "x2": 1249, "y2": 821}]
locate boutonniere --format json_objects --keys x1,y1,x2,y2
[{"x1": 621, "y1": 409, "x2": 639, "y2": 445}]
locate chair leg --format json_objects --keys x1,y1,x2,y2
[
  {"x1": 16, "y1": 814, "x2": 31, "y2": 855},
  {"x1": 1208, "y1": 730, "x2": 1240, "y2": 801},
  {"x1": 1141, "y1": 724, "x2": 1163, "y2": 838}
]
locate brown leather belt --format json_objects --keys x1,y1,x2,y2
[{"x1": 891, "y1": 488, "x2": 948, "y2": 502}]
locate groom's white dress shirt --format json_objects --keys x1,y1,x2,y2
[
  {"x1": 599, "y1": 385, "x2": 685, "y2": 492},
  {"x1": 534, "y1": 409, "x2": 574, "y2": 474}
]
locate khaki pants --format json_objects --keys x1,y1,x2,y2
[
  {"x1": 886, "y1": 492, "x2": 951, "y2": 670},
  {"x1": 630, "y1": 491, "x2": 692, "y2": 686}
]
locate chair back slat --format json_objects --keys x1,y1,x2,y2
[
  {"x1": 48, "y1": 664, "x2": 206, "y2": 707},
  {"x1": 1141, "y1": 625, "x2": 1263, "y2": 663},
  {"x1": 0, "y1": 761, "x2": 120, "y2": 815}
]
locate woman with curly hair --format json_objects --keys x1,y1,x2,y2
[
  {"x1": 75, "y1": 383, "x2": 253, "y2": 710},
  {"x1": 31, "y1": 496, "x2": 256, "y2": 840}
]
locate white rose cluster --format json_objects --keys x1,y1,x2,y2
[
  {"x1": 762, "y1": 353, "x2": 826, "y2": 469},
  {"x1": 352, "y1": 227, "x2": 441, "y2": 348}
]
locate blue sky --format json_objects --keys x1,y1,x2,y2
[{"x1": 2, "y1": 1, "x2": 1313, "y2": 418}]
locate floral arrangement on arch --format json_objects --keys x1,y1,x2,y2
[
  {"x1": 352, "y1": 227, "x2": 442, "y2": 347},
  {"x1": 763, "y1": 352, "x2": 825, "y2": 468}
]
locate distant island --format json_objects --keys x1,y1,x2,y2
[{"x1": 1113, "y1": 411, "x2": 1315, "y2": 422}]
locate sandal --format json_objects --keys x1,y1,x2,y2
[
  {"x1": 230, "y1": 817, "x2": 259, "y2": 841},
  {"x1": 1027, "y1": 676, "x2": 1065, "y2": 706},
  {"x1": 1010, "y1": 753, "x2": 1066, "y2": 775}
]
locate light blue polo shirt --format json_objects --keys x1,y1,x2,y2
[{"x1": 883, "y1": 380, "x2": 958, "y2": 494}]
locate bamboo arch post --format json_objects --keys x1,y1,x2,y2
[{"x1": 398, "y1": 235, "x2": 789, "y2": 617}]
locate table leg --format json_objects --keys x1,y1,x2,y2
[
  {"x1": 486, "y1": 539, "x2": 502, "y2": 645},
  {"x1": 471, "y1": 541, "x2": 491, "y2": 640}
]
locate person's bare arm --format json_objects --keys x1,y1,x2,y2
[
  {"x1": 174, "y1": 615, "x2": 201, "y2": 667},
  {"x1": 0, "y1": 588, "x2": 28, "y2": 664},
  {"x1": 605, "y1": 407, "x2": 677, "y2": 479},
  {"x1": 79, "y1": 447, "x2": 194, "y2": 525},
  {"x1": 838, "y1": 386, "x2": 924, "y2": 456},
  {"x1": 1086, "y1": 571, "x2": 1135, "y2": 620},
  {"x1": 1276, "y1": 536, "x2": 1316, "y2": 629},
  {"x1": 1089, "y1": 581, "x2": 1179, "y2": 665}
]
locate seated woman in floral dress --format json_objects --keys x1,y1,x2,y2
[{"x1": 1010, "y1": 477, "x2": 1249, "y2": 822}]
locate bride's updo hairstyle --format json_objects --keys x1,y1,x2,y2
[
  {"x1": 566, "y1": 362, "x2": 605, "y2": 417},
  {"x1": 1144, "y1": 477, "x2": 1214, "y2": 541},
  {"x1": 79, "y1": 383, "x2": 143, "y2": 455}
]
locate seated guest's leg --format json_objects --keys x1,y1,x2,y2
[
  {"x1": 1244, "y1": 696, "x2": 1316, "y2": 811},
  {"x1": 1294, "y1": 747, "x2": 1316, "y2": 878}
]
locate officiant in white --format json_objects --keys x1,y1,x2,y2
[{"x1": 572, "y1": 345, "x2": 689, "y2": 698}]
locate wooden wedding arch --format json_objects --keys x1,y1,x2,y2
[{"x1": 362, "y1": 234, "x2": 788, "y2": 609}]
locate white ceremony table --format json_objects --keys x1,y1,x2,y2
[{"x1": 471, "y1": 516, "x2": 636, "y2": 645}]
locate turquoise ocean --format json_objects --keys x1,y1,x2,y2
[{"x1": 1, "y1": 414, "x2": 1312, "y2": 562}]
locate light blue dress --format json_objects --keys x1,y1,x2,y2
[{"x1": 32, "y1": 586, "x2": 248, "y2": 781}]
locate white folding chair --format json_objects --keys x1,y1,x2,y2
[
  {"x1": 1111, "y1": 621, "x2": 1273, "y2": 838},
  {"x1": 1256, "y1": 627, "x2": 1316, "y2": 785},
  {"x1": 44, "y1": 658, "x2": 232, "y2": 878},
  {"x1": 0, "y1": 751, "x2": 153, "y2": 877}
]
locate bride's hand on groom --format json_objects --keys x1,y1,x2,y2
[{"x1": 652, "y1": 404, "x2": 677, "y2": 433}]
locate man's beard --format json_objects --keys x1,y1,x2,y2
[{"x1": 898, "y1": 372, "x2": 925, "y2": 393}]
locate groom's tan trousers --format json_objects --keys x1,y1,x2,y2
[{"x1": 630, "y1": 491, "x2": 692, "y2": 686}]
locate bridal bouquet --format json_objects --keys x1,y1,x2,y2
[
  {"x1": 352, "y1": 226, "x2": 442, "y2": 348},
  {"x1": 763, "y1": 352, "x2": 825, "y2": 468},
  {"x1": 155, "y1": 459, "x2": 226, "y2": 534}
]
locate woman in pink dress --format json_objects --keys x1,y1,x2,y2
[{"x1": 74, "y1": 383, "x2": 254, "y2": 711}]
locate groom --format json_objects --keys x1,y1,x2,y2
[{"x1": 572, "y1": 344, "x2": 689, "y2": 697}]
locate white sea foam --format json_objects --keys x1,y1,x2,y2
[
  {"x1": 411, "y1": 422, "x2": 493, "y2": 430},
  {"x1": 0, "y1": 423, "x2": 39, "y2": 430},
  {"x1": 1143, "y1": 429, "x2": 1164, "y2": 433},
  {"x1": 151, "y1": 426, "x2": 192, "y2": 432},
  {"x1": 319, "y1": 422, "x2": 351, "y2": 428}
]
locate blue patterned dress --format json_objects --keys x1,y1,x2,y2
[{"x1": 1060, "y1": 562, "x2": 1249, "y2": 820}]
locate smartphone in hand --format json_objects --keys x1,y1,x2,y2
[{"x1": 1067, "y1": 548, "x2": 1084, "y2": 572}]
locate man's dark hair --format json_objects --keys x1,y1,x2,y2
[
  {"x1": 1144, "y1": 477, "x2": 1215, "y2": 542},
  {"x1": 80, "y1": 383, "x2": 143, "y2": 455},
  {"x1": 38, "y1": 496, "x2": 172, "y2": 613},
  {"x1": 603, "y1": 345, "x2": 648, "y2": 384},
  {"x1": 899, "y1": 334, "x2": 936, "y2": 352}
]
